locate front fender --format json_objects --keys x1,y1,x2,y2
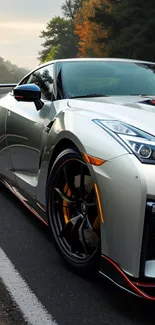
[
  {"x1": 37, "y1": 109, "x2": 127, "y2": 206},
  {"x1": 48, "y1": 109, "x2": 127, "y2": 160}
]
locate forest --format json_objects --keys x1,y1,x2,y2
[
  {"x1": 39, "y1": 0, "x2": 155, "y2": 63},
  {"x1": 0, "y1": 57, "x2": 28, "y2": 84}
]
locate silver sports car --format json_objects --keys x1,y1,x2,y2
[{"x1": 1, "y1": 58, "x2": 155, "y2": 300}]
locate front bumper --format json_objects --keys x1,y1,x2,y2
[
  {"x1": 100, "y1": 251, "x2": 155, "y2": 300},
  {"x1": 92, "y1": 153, "x2": 155, "y2": 299}
]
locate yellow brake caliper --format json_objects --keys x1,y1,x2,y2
[
  {"x1": 63, "y1": 184, "x2": 72, "y2": 224},
  {"x1": 63, "y1": 183, "x2": 100, "y2": 229},
  {"x1": 93, "y1": 216, "x2": 100, "y2": 230}
]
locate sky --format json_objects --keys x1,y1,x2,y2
[{"x1": 0, "y1": 0, "x2": 64, "y2": 69}]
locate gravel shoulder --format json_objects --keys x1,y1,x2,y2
[{"x1": 0, "y1": 280, "x2": 27, "y2": 325}]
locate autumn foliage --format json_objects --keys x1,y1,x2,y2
[{"x1": 74, "y1": 0, "x2": 110, "y2": 57}]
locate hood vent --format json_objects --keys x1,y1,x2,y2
[{"x1": 139, "y1": 99, "x2": 155, "y2": 106}]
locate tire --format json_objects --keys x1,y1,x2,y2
[{"x1": 47, "y1": 148, "x2": 101, "y2": 275}]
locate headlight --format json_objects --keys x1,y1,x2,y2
[{"x1": 93, "y1": 119, "x2": 155, "y2": 164}]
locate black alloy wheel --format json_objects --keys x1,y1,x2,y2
[{"x1": 47, "y1": 149, "x2": 101, "y2": 274}]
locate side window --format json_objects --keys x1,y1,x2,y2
[
  {"x1": 23, "y1": 65, "x2": 54, "y2": 100},
  {"x1": 20, "y1": 75, "x2": 30, "y2": 85}
]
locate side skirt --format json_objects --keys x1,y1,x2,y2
[{"x1": 0, "y1": 178, "x2": 48, "y2": 226}]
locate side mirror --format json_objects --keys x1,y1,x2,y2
[
  {"x1": 13, "y1": 84, "x2": 43, "y2": 111},
  {"x1": 14, "y1": 84, "x2": 41, "y2": 102}
]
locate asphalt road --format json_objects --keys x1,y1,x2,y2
[{"x1": 0, "y1": 186, "x2": 155, "y2": 325}]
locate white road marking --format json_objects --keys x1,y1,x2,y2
[{"x1": 0, "y1": 247, "x2": 58, "y2": 325}]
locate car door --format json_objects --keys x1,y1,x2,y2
[{"x1": 6, "y1": 64, "x2": 54, "y2": 197}]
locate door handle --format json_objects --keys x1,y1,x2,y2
[{"x1": 8, "y1": 110, "x2": 11, "y2": 116}]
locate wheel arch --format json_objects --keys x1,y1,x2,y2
[
  {"x1": 47, "y1": 137, "x2": 82, "y2": 179},
  {"x1": 44, "y1": 136, "x2": 86, "y2": 202}
]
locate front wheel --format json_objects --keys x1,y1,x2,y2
[{"x1": 47, "y1": 149, "x2": 101, "y2": 274}]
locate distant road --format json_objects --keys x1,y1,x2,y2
[
  {"x1": 0, "y1": 92, "x2": 8, "y2": 95},
  {"x1": 0, "y1": 87, "x2": 13, "y2": 96}
]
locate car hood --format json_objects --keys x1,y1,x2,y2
[{"x1": 68, "y1": 96, "x2": 155, "y2": 136}]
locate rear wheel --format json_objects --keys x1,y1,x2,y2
[{"x1": 47, "y1": 149, "x2": 101, "y2": 274}]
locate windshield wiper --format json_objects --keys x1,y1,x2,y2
[{"x1": 70, "y1": 94, "x2": 108, "y2": 99}]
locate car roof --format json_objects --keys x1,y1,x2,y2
[
  {"x1": 38, "y1": 57, "x2": 155, "y2": 70},
  {"x1": 23, "y1": 58, "x2": 155, "y2": 80}
]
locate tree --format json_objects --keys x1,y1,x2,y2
[
  {"x1": 44, "y1": 45, "x2": 61, "y2": 61},
  {"x1": 61, "y1": 0, "x2": 83, "y2": 20},
  {"x1": 39, "y1": 17, "x2": 78, "y2": 63},
  {"x1": 0, "y1": 57, "x2": 27, "y2": 83},
  {"x1": 92, "y1": 0, "x2": 155, "y2": 61},
  {"x1": 74, "y1": 0, "x2": 110, "y2": 57}
]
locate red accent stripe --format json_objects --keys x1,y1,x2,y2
[
  {"x1": 3, "y1": 181, "x2": 48, "y2": 226},
  {"x1": 102, "y1": 255, "x2": 155, "y2": 300},
  {"x1": 20, "y1": 199, "x2": 48, "y2": 226},
  {"x1": 132, "y1": 281, "x2": 155, "y2": 287}
]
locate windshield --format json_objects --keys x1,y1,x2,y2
[{"x1": 60, "y1": 60, "x2": 155, "y2": 98}]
